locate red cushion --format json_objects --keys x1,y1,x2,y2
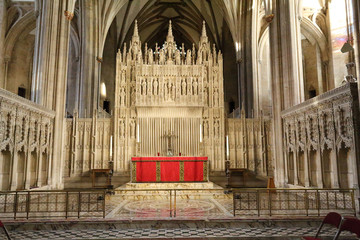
[
  {"x1": 340, "y1": 218, "x2": 360, "y2": 237},
  {"x1": 0, "y1": 221, "x2": 3, "y2": 227},
  {"x1": 303, "y1": 237, "x2": 321, "y2": 240},
  {"x1": 323, "y1": 212, "x2": 342, "y2": 228}
]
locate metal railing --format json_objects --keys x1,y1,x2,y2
[
  {"x1": 0, "y1": 190, "x2": 106, "y2": 219},
  {"x1": 0, "y1": 188, "x2": 355, "y2": 220},
  {"x1": 233, "y1": 188, "x2": 356, "y2": 217}
]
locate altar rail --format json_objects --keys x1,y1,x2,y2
[
  {"x1": 281, "y1": 82, "x2": 360, "y2": 189},
  {"x1": 0, "y1": 89, "x2": 55, "y2": 191},
  {"x1": 233, "y1": 188, "x2": 356, "y2": 217},
  {"x1": 0, "y1": 190, "x2": 105, "y2": 219}
]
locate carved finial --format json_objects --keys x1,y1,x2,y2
[
  {"x1": 166, "y1": 20, "x2": 174, "y2": 43},
  {"x1": 133, "y1": 19, "x2": 139, "y2": 37},
  {"x1": 201, "y1": 21, "x2": 207, "y2": 37},
  {"x1": 199, "y1": 20, "x2": 208, "y2": 46},
  {"x1": 131, "y1": 20, "x2": 140, "y2": 44},
  {"x1": 168, "y1": 20, "x2": 173, "y2": 37}
]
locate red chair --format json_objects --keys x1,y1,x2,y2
[
  {"x1": 0, "y1": 221, "x2": 11, "y2": 240},
  {"x1": 303, "y1": 212, "x2": 343, "y2": 240},
  {"x1": 333, "y1": 217, "x2": 360, "y2": 240}
]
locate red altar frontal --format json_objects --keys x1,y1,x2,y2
[{"x1": 131, "y1": 157, "x2": 208, "y2": 182}]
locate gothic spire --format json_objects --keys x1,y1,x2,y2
[
  {"x1": 199, "y1": 20, "x2": 208, "y2": 45},
  {"x1": 201, "y1": 21, "x2": 207, "y2": 37},
  {"x1": 133, "y1": 19, "x2": 139, "y2": 37},
  {"x1": 166, "y1": 20, "x2": 174, "y2": 43},
  {"x1": 132, "y1": 19, "x2": 140, "y2": 43}
]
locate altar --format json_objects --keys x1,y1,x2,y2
[{"x1": 131, "y1": 157, "x2": 208, "y2": 183}]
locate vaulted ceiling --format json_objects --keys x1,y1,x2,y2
[{"x1": 115, "y1": 0, "x2": 228, "y2": 50}]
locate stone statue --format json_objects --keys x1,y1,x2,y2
[
  {"x1": 153, "y1": 78, "x2": 159, "y2": 95},
  {"x1": 204, "y1": 120, "x2": 208, "y2": 137},
  {"x1": 120, "y1": 120, "x2": 125, "y2": 137},
  {"x1": 197, "y1": 51, "x2": 202, "y2": 65},
  {"x1": 159, "y1": 49, "x2": 165, "y2": 64},
  {"x1": 130, "y1": 120, "x2": 135, "y2": 138},
  {"x1": 187, "y1": 79, "x2": 192, "y2": 95},
  {"x1": 186, "y1": 50, "x2": 191, "y2": 65},
  {"x1": 120, "y1": 88, "x2": 126, "y2": 106},
  {"x1": 214, "y1": 89, "x2": 219, "y2": 106},
  {"x1": 171, "y1": 83, "x2": 176, "y2": 100},
  {"x1": 181, "y1": 79, "x2": 186, "y2": 95},
  {"x1": 141, "y1": 80, "x2": 147, "y2": 95},
  {"x1": 204, "y1": 87, "x2": 208, "y2": 105},
  {"x1": 147, "y1": 79, "x2": 152, "y2": 95},
  {"x1": 148, "y1": 49, "x2": 153, "y2": 64},
  {"x1": 193, "y1": 79, "x2": 198, "y2": 95},
  {"x1": 131, "y1": 87, "x2": 136, "y2": 104},
  {"x1": 137, "y1": 49, "x2": 142, "y2": 64},
  {"x1": 214, "y1": 120, "x2": 219, "y2": 137},
  {"x1": 175, "y1": 50, "x2": 181, "y2": 65},
  {"x1": 164, "y1": 82, "x2": 169, "y2": 100}
]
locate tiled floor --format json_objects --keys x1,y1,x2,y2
[
  {"x1": 2, "y1": 225, "x2": 357, "y2": 239},
  {"x1": 106, "y1": 197, "x2": 231, "y2": 219}
]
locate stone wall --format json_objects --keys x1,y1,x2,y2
[
  {"x1": 63, "y1": 113, "x2": 112, "y2": 178},
  {"x1": 226, "y1": 114, "x2": 273, "y2": 177},
  {"x1": 0, "y1": 88, "x2": 55, "y2": 190},
  {"x1": 282, "y1": 82, "x2": 360, "y2": 189}
]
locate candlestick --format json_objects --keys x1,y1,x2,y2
[
  {"x1": 136, "y1": 123, "x2": 140, "y2": 142},
  {"x1": 200, "y1": 123, "x2": 202, "y2": 143},
  {"x1": 226, "y1": 135, "x2": 229, "y2": 160},
  {"x1": 110, "y1": 135, "x2": 113, "y2": 158}
]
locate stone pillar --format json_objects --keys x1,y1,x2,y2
[
  {"x1": 351, "y1": 1, "x2": 360, "y2": 192},
  {"x1": 78, "y1": 0, "x2": 100, "y2": 118},
  {"x1": 303, "y1": 150, "x2": 310, "y2": 187},
  {"x1": 293, "y1": 152, "x2": 299, "y2": 185},
  {"x1": 268, "y1": 0, "x2": 308, "y2": 187},
  {"x1": 31, "y1": 0, "x2": 76, "y2": 189},
  {"x1": 353, "y1": 0, "x2": 360, "y2": 98},
  {"x1": 315, "y1": 150, "x2": 323, "y2": 188},
  {"x1": 268, "y1": 0, "x2": 285, "y2": 187},
  {"x1": 288, "y1": 0, "x2": 305, "y2": 105},
  {"x1": 0, "y1": 0, "x2": 7, "y2": 89},
  {"x1": 331, "y1": 150, "x2": 340, "y2": 188},
  {"x1": 237, "y1": 0, "x2": 254, "y2": 117}
]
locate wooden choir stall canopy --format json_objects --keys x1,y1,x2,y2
[{"x1": 131, "y1": 157, "x2": 208, "y2": 182}]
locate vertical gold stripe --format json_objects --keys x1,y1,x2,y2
[
  {"x1": 203, "y1": 161, "x2": 207, "y2": 181},
  {"x1": 132, "y1": 162, "x2": 137, "y2": 182},
  {"x1": 156, "y1": 162, "x2": 161, "y2": 182},
  {"x1": 180, "y1": 161, "x2": 184, "y2": 182}
]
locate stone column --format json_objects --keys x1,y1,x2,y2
[
  {"x1": 353, "y1": 0, "x2": 360, "y2": 94},
  {"x1": 352, "y1": 1, "x2": 360, "y2": 190},
  {"x1": 288, "y1": 0, "x2": 305, "y2": 105},
  {"x1": 315, "y1": 150, "x2": 323, "y2": 188},
  {"x1": 237, "y1": 0, "x2": 254, "y2": 117},
  {"x1": 31, "y1": 0, "x2": 76, "y2": 189},
  {"x1": 0, "y1": 0, "x2": 7, "y2": 88},
  {"x1": 268, "y1": 0, "x2": 307, "y2": 187},
  {"x1": 78, "y1": 0, "x2": 100, "y2": 118}
]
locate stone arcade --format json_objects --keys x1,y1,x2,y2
[{"x1": 1, "y1": 0, "x2": 360, "y2": 238}]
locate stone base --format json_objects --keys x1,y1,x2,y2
[
  {"x1": 114, "y1": 181, "x2": 229, "y2": 200},
  {"x1": 120, "y1": 181, "x2": 222, "y2": 190}
]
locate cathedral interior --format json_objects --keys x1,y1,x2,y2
[{"x1": 0, "y1": 0, "x2": 360, "y2": 239}]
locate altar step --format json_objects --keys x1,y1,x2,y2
[
  {"x1": 114, "y1": 181, "x2": 231, "y2": 200},
  {"x1": 122, "y1": 181, "x2": 222, "y2": 189}
]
